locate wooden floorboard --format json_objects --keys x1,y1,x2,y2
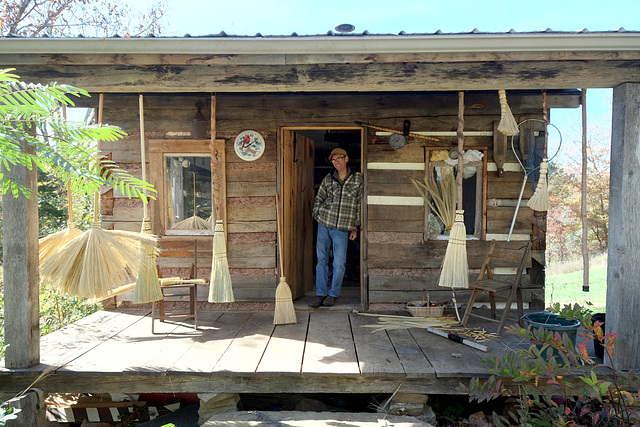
[
  {"x1": 0, "y1": 307, "x2": 539, "y2": 396},
  {"x1": 256, "y1": 312, "x2": 309, "y2": 375},
  {"x1": 212, "y1": 312, "x2": 275, "y2": 375},
  {"x1": 349, "y1": 313, "x2": 405, "y2": 377},
  {"x1": 302, "y1": 311, "x2": 360, "y2": 375}
]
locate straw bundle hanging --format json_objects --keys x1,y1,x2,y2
[
  {"x1": 527, "y1": 91, "x2": 550, "y2": 212},
  {"x1": 527, "y1": 158, "x2": 550, "y2": 211},
  {"x1": 273, "y1": 193, "x2": 296, "y2": 325},
  {"x1": 133, "y1": 94, "x2": 163, "y2": 304},
  {"x1": 497, "y1": 89, "x2": 519, "y2": 136},
  {"x1": 208, "y1": 94, "x2": 234, "y2": 303},
  {"x1": 208, "y1": 220, "x2": 234, "y2": 302},
  {"x1": 40, "y1": 93, "x2": 159, "y2": 299}
]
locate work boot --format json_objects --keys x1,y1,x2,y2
[
  {"x1": 308, "y1": 296, "x2": 325, "y2": 308},
  {"x1": 322, "y1": 296, "x2": 337, "y2": 307}
]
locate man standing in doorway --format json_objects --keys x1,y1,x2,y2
[{"x1": 309, "y1": 148, "x2": 364, "y2": 308}]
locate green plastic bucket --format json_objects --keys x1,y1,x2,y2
[{"x1": 522, "y1": 312, "x2": 580, "y2": 349}]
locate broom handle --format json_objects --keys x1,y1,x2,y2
[
  {"x1": 92, "y1": 93, "x2": 104, "y2": 224},
  {"x1": 210, "y1": 94, "x2": 220, "y2": 222},
  {"x1": 275, "y1": 193, "x2": 284, "y2": 278},
  {"x1": 61, "y1": 104, "x2": 75, "y2": 224},
  {"x1": 456, "y1": 91, "x2": 464, "y2": 208},
  {"x1": 138, "y1": 94, "x2": 148, "y2": 219},
  {"x1": 193, "y1": 172, "x2": 197, "y2": 215},
  {"x1": 355, "y1": 121, "x2": 444, "y2": 143}
]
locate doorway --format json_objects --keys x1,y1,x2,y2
[{"x1": 280, "y1": 127, "x2": 363, "y2": 303}]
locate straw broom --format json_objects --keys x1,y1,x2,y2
[
  {"x1": 133, "y1": 94, "x2": 163, "y2": 304},
  {"x1": 497, "y1": 89, "x2": 519, "y2": 136},
  {"x1": 273, "y1": 193, "x2": 296, "y2": 325},
  {"x1": 39, "y1": 106, "x2": 83, "y2": 264},
  {"x1": 40, "y1": 93, "x2": 158, "y2": 298},
  {"x1": 527, "y1": 91, "x2": 550, "y2": 212},
  {"x1": 438, "y1": 91, "x2": 469, "y2": 321},
  {"x1": 207, "y1": 94, "x2": 234, "y2": 303}
]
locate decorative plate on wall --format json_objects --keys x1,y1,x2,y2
[{"x1": 234, "y1": 130, "x2": 265, "y2": 161}]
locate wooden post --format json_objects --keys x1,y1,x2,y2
[
  {"x1": 607, "y1": 83, "x2": 640, "y2": 371},
  {"x1": 2, "y1": 137, "x2": 40, "y2": 368}
]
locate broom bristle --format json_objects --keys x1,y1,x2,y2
[
  {"x1": 274, "y1": 276, "x2": 296, "y2": 325},
  {"x1": 133, "y1": 218, "x2": 163, "y2": 303},
  {"x1": 497, "y1": 89, "x2": 519, "y2": 136},
  {"x1": 39, "y1": 223, "x2": 83, "y2": 264},
  {"x1": 527, "y1": 159, "x2": 550, "y2": 211},
  {"x1": 172, "y1": 215, "x2": 211, "y2": 230},
  {"x1": 208, "y1": 223, "x2": 234, "y2": 303},
  {"x1": 438, "y1": 211, "x2": 469, "y2": 289},
  {"x1": 40, "y1": 226, "x2": 158, "y2": 298}
]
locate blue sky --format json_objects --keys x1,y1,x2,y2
[{"x1": 158, "y1": 0, "x2": 636, "y2": 154}]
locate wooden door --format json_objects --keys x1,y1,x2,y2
[{"x1": 281, "y1": 130, "x2": 315, "y2": 299}]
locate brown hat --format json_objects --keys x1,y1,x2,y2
[{"x1": 328, "y1": 148, "x2": 348, "y2": 160}]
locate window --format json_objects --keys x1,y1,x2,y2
[
  {"x1": 424, "y1": 147, "x2": 487, "y2": 240},
  {"x1": 165, "y1": 155, "x2": 212, "y2": 233}
]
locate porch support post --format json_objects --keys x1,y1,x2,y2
[
  {"x1": 607, "y1": 82, "x2": 640, "y2": 371},
  {"x1": 2, "y1": 139, "x2": 40, "y2": 368}
]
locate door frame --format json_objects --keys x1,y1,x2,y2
[{"x1": 278, "y1": 125, "x2": 367, "y2": 307}]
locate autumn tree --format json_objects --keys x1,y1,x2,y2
[
  {"x1": 547, "y1": 123, "x2": 611, "y2": 263},
  {"x1": 0, "y1": 0, "x2": 167, "y2": 37}
]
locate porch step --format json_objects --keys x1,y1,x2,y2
[{"x1": 204, "y1": 410, "x2": 433, "y2": 426}]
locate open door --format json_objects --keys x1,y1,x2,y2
[
  {"x1": 281, "y1": 127, "x2": 363, "y2": 302},
  {"x1": 281, "y1": 130, "x2": 315, "y2": 299}
]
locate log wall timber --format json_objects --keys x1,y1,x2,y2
[{"x1": 98, "y1": 92, "x2": 551, "y2": 304}]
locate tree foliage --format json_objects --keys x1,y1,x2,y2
[
  {"x1": 0, "y1": 68, "x2": 155, "y2": 200},
  {"x1": 547, "y1": 124, "x2": 610, "y2": 263},
  {"x1": 0, "y1": 0, "x2": 166, "y2": 37}
]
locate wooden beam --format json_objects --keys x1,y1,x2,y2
[
  {"x1": 9, "y1": 60, "x2": 640, "y2": 93},
  {"x1": 607, "y1": 82, "x2": 640, "y2": 371},
  {"x1": 2, "y1": 138, "x2": 40, "y2": 368}
]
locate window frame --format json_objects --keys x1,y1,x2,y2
[{"x1": 149, "y1": 139, "x2": 225, "y2": 237}]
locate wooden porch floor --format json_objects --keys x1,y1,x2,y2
[{"x1": 0, "y1": 300, "x2": 533, "y2": 397}]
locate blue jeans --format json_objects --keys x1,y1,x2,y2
[{"x1": 315, "y1": 223, "x2": 349, "y2": 298}]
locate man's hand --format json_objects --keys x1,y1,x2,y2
[{"x1": 349, "y1": 230, "x2": 358, "y2": 241}]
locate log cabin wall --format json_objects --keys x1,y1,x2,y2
[{"x1": 92, "y1": 91, "x2": 576, "y2": 306}]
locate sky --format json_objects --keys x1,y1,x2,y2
[{"x1": 154, "y1": 0, "x2": 639, "y2": 158}]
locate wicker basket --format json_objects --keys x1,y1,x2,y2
[{"x1": 406, "y1": 301, "x2": 446, "y2": 318}]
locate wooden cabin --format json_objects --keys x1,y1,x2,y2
[{"x1": 2, "y1": 29, "x2": 640, "y2": 373}]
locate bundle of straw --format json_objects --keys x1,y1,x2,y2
[
  {"x1": 411, "y1": 165, "x2": 456, "y2": 231},
  {"x1": 208, "y1": 220, "x2": 234, "y2": 302},
  {"x1": 273, "y1": 193, "x2": 296, "y2": 325},
  {"x1": 527, "y1": 158, "x2": 550, "y2": 211},
  {"x1": 497, "y1": 89, "x2": 519, "y2": 136}
]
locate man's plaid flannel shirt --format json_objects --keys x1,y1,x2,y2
[{"x1": 312, "y1": 168, "x2": 363, "y2": 231}]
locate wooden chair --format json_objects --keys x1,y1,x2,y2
[
  {"x1": 151, "y1": 241, "x2": 203, "y2": 334},
  {"x1": 461, "y1": 240, "x2": 532, "y2": 336}
]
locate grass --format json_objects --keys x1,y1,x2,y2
[{"x1": 545, "y1": 254, "x2": 607, "y2": 313}]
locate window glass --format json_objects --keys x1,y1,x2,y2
[{"x1": 165, "y1": 155, "x2": 212, "y2": 234}]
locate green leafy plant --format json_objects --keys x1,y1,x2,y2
[
  {"x1": 460, "y1": 303, "x2": 640, "y2": 426},
  {"x1": 0, "y1": 68, "x2": 155, "y2": 201}
]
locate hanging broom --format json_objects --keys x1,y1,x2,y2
[
  {"x1": 497, "y1": 89, "x2": 519, "y2": 136},
  {"x1": 39, "y1": 106, "x2": 83, "y2": 264},
  {"x1": 133, "y1": 94, "x2": 163, "y2": 304},
  {"x1": 273, "y1": 193, "x2": 296, "y2": 325},
  {"x1": 171, "y1": 172, "x2": 211, "y2": 230},
  {"x1": 207, "y1": 94, "x2": 234, "y2": 303},
  {"x1": 438, "y1": 91, "x2": 469, "y2": 321},
  {"x1": 40, "y1": 93, "x2": 158, "y2": 298},
  {"x1": 527, "y1": 91, "x2": 550, "y2": 212}
]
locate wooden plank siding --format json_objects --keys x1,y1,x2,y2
[{"x1": 95, "y1": 92, "x2": 549, "y2": 306}]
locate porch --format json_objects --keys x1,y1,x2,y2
[{"x1": 0, "y1": 290, "x2": 534, "y2": 397}]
